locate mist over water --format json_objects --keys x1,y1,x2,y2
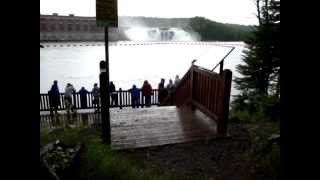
[{"x1": 124, "y1": 27, "x2": 200, "y2": 41}]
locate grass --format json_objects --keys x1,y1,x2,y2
[
  {"x1": 230, "y1": 108, "x2": 280, "y2": 180},
  {"x1": 40, "y1": 127, "x2": 171, "y2": 180}
]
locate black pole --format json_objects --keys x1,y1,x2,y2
[
  {"x1": 100, "y1": 27, "x2": 111, "y2": 144},
  {"x1": 219, "y1": 60, "x2": 224, "y2": 75}
]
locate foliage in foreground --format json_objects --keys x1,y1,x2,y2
[
  {"x1": 230, "y1": 95, "x2": 280, "y2": 180},
  {"x1": 231, "y1": 93, "x2": 280, "y2": 123},
  {"x1": 241, "y1": 121, "x2": 280, "y2": 180},
  {"x1": 40, "y1": 127, "x2": 169, "y2": 180}
]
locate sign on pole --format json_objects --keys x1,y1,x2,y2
[
  {"x1": 96, "y1": 0, "x2": 118, "y2": 27},
  {"x1": 96, "y1": 0, "x2": 118, "y2": 144}
]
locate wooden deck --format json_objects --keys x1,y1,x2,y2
[
  {"x1": 111, "y1": 106, "x2": 218, "y2": 149},
  {"x1": 40, "y1": 106, "x2": 218, "y2": 150}
]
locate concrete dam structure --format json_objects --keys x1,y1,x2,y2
[
  {"x1": 40, "y1": 14, "x2": 197, "y2": 42},
  {"x1": 40, "y1": 13, "x2": 128, "y2": 42},
  {"x1": 148, "y1": 28, "x2": 175, "y2": 41}
]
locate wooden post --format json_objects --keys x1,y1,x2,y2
[
  {"x1": 190, "y1": 65, "x2": 196, "y2": 110},
  {"x1": 99, "y1": 26, "x2": 111, "y2": 144},
  {"x1": 217, "y1": 69, "x2": 232, "y2": 136},
  {"x1": 119, "y1": 88, "x2": 122, "y2": 109}
]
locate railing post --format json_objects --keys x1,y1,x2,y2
[
  {"x1": 219, "y1": 60, "x2": 224, "y2": 75},
  {"x1": 140, "y1": 91, "x2": 144, "y2": 108},
  {"x1": 119, "y1": 88, "x2": 122, "y2": 109},
  {"x1": 217, "y1": 69, "x2": 232, "y2": 136},
  {"x1": 190, "y1": 65, "x2": 195, "y2": 110}
]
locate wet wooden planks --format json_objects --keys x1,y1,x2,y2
[
  {"x1": 110, "y1": 106, "x2": 218, "y2": 150},
  {"x1": 40, "y1": 106, "x2": 218, "y2": 150}
]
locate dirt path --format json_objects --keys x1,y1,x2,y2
[{"x1": 118, "y1": 122, "x2": 251, "y2": 180}]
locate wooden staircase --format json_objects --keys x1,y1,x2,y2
[{"x1": 162, "y1": 64, "x2": 232, "y2": 136}]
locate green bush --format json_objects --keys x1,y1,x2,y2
[
  {"x1": 231, "y1": 93, "x2": 280, "y2": 122},
  {"x1": 241, "y1": 121, "x2": 280, "y2": 180},
  {"x1": 40, "y1": 127, "x2": 170, "y2": 180}
]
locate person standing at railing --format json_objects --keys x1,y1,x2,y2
[
  {"x1": 64, "y1": 83, "x2": 76, "y2": 114},
  {"x1": 129, "y1": 84, "x2": 140, "y2": 108},
  {"x1": 141, "y1": 80, "x2": 153, "y2": 107},
  {"x1": 79, "y1": 87, "x2": 89, "y2": 109},
  {"x1": 158, "y1": 78, "x2": 167, "y2": 105},
  {"x1": 166, "y1": 79, "x2": 174, "y2": 92},
  {"x1": 109, "y1": 81, "x2": 118, "y2": 107},
  {"x1": 92, "y1": 83, "x2": 100, "y2": 113},
  {"x1": 166, "y1": 79, "x2": 175, "y2": 105},
  {"x1": 174, "y1": 75, "x2": 180, "y2": 88},
  {"x1": 49, "y1": 80, "x2": 60, "y2": 115}
]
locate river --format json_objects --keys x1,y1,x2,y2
[{"x1": 40, "y1": 41, "x2": 245, "y2": 98}]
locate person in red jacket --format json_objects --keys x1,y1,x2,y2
[{"x1": 141, "y1": 80, "x2": 153, "y2": 107}]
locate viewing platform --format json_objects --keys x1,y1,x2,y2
[
  {"x1": 41, "y1": 63, "x2": 232, "y2": 150},
  {"x1": 41, "y1": 106, "x2": 218, "y2": 150}
]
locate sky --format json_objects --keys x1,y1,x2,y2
[{"x1": 40, "y1": 0, "x2": 258, "y2": 25}]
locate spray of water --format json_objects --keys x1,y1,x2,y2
[
  {"x1": 124, "y1": 27, "x2": 199, "y2": 41},
  {"x1": 118, "y1": 16, "x2": 201, "y2": 41}
]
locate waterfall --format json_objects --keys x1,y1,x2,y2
[{"x1": 124, "y1": 27, "x2": 199, "y2": 41}]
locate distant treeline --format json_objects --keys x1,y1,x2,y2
[
  {"x1": 119, "y1": 16, "x2": 254, "y2": 41},
  {"x1": 188, "y1": 17, "x2": 254, "y2": 41}
]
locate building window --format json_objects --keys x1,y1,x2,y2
[
  {"x1": 68, "y1": 24, "x2": 73, "y2": 32},
  {"x1": 83, "y1": 24, "x2": 88, "y2": 32},
  {"x1": 51, "y1": 24, "x2": 56, "y2": 31},
  {"x1": 59, "y1": 24, "x2": 64, "y2": 31},
  {"x1": 76, "y1": 24, "x2": 80, "y2": 31},
  {"x1": 91, "y1": 25, "x2": 96, "y2": 32},
  {"x1": 40, "y1": 23, "x2": 47, "y2": 31}
]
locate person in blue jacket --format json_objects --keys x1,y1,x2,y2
[{"x1": 129, "y1": 84, "x2": 140, "y2": 108}]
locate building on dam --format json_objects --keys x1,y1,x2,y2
[
  {"x1": 40, "y1": 13, "x2": 128, "y2": 42},
  {"x1": 40, "y1": 13, "x2": 189, "y2": 42}
]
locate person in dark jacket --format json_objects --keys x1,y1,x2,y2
[
  {"x1": 79, "y1": 87, "x2": 89, "y2": 109},
  {"x1": 129, "y1": 84, "x2": 140, "y2": 108},
  {"x1": 92, "y1": 83, "x2": 100, "y2": 113},
  {"x1": 141, "y1": 80, "x2": 152, "y2": 107},
  {"x1": 158, "y1": 78, "x2": 167, "y2": 105},
  {"x1": 49, "y1": 80, "x2": 60, "y2": 115},
  {"x1": 109, "y1": 81, "x2": 118, "y2": 107}
]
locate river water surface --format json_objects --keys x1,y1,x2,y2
[{"x1": 40, "y1": 41, "x2": 245, "y2": 98}]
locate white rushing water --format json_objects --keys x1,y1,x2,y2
[
  {"x1": 124, "y1": 27, "x2": 200, "y2": 41},
  {"x1": 40, "y1": 41, "x2": 245, "y2": 99}
]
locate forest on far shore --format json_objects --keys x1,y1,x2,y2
[{"x1": 119, "y1": 16, "x2": 254, "y2": 41}]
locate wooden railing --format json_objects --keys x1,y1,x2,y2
[
  {"x1": 40, "y1": 89, "x2": 159, "y2": 111},
  {"x1": 162, "y1": 64, "x2": 232, "y2": 136}
]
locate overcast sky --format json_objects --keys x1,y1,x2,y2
[{"x1": 40, "y1": 0, "x2": 258, "y2": 25}]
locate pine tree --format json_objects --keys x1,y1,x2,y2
[
  {"x1": 232, "y1": 0, "x2": 280, "y2": 113},
  {"x1": 234, "y1": 0, "x2": 280, "y2": 96}
]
